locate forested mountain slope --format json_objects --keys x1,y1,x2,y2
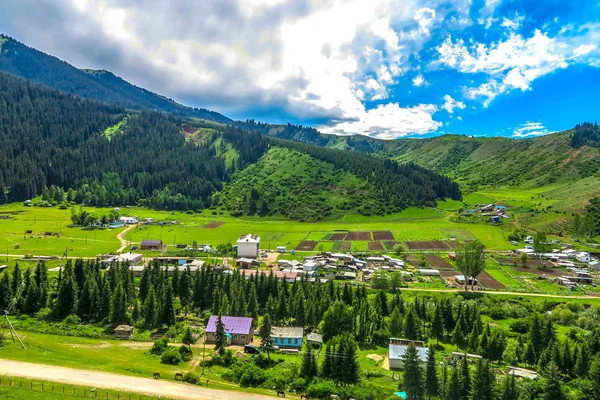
[
  {"x1": 239, "y1": 120, "x2": 600, "y2": 192},
  {"x1": 0, "y1": 34, "x2": 229, "y2": 122},
  {"x1": 0, "y1": 72, "x2": 460, "y2": 219},
  {"x1": 0, "y1": 72, "x2": 265, "y2": 208}
]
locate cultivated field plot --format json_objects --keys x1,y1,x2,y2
[
  {"x1": 305, "y1": 231, "x2": 329, "y2": 241},
  {"x1": 495, "y1": 257, "x2": 554, "y2": 268},
  {"x1": 406, "y1": 254, "x2": 421, "y2": 266},
  {"x1": 383, "y1": 241, "x2": 397, "y2": 250},
  {"x1": 368, "y1": 242, "x2": 384, "y2": 251},
  {"x1": 405, "y1": 240, "x2": 451, "y2": 250},
  {"x1": 339, "y1": 242, "x2": 352, "y2": 251},
  {"x1": 440, "y1": 228, "x2": 477, "y2": 241},
  {"x1": 476, "y1": 271, "x2": 506, "y2": 289},
  {"x1": 205, "y1": 221, "x2": 225, "y2": 228},
  {"x1": 425, "y1": 254, "x2": 454, "y2": 269},
  {"x1": 346, "y1": 231, "x2": 372, "y2": 241},
  {"x1": 513, "y1": 266, "x2": 564, "y2": 277},
  {"x1": 295, "y1": 240, "x2": 318, "y2": 251},
  {"x1": 329, "y1": 232, "x2": 348, "y2": 241},
  {"x1": 373, "y1": 230, "x2": 394, "y2": 241}
]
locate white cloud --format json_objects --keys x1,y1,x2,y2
[
  {"x1": 512, "y1": 121, "x2": 552, "y2": 137},
  {"x1": 500, "y1": 14, "x2": 524, "y2": 30},
  {"x1": 442, "y1": 94, "x2": 466, "y2": 114},
  {"x1": 437, "y1": 26, "x2": 600, "y2": 106},
  {"x1": 412, "y1": 74, "x2": 427, "y2": 87},
  {"x1": 320, "y1": 103, "x2": 441, "y2": 139}
]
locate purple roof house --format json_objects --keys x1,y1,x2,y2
[{"x1": 205, "y1": 316, "x2": 253, "y2": 345}]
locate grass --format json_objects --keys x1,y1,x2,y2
[
  {"x1": 103, "y1": 116, "x2": 128, "y2": 141},
  {"x1": 0, "y1": 375, "x2": 158, "y2": 400}
]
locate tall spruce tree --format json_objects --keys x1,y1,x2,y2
[
  {"x1": 390, "y1": 307, "x2": 403, "y2": 338},
  {"x1": 542, "y1": 361, "x2": 566, "y2": 400},
  {"x1": 470, "y1": 359, "x2": 495, "y2": 400},
  {"x1": 500, "y1": 375, "x2": 519, "y2": 400},
  {"x1": 402, "y1": 342, "x2": 425, "y2": 400},
  {"x1": 259, "y1": 313, "x2": 274, "y2": 360},
  {"x1": 425, "y1": 346, "x2": 439, "y2": 400},
  {"x1": 161, "y1": 283, "x2": 176, "y2": 326},
  {"x1": 432, "y1": 303, "x2": 444, "y2": 344},
  {"x1": 301, "y1": 347, "x2": 318, "y2": 380},
  {"x1": 110, "y1": 280, "x2": 128, "y2": 324},
  {"x1": 54, "y1": 261, "x2": 78, "y2": 318},
  {"x1": 459, "y1": 355, "x2": 471, "y2": 399},
  {"x1": 404, "y1": 306, "x2": 421, "y2": 340},
  {"x1": 444, "y1": 367, "x2": 461, "y2": 400},
  {"x1": 214, "y1": 314, "x2": 227, "y2": 356}
]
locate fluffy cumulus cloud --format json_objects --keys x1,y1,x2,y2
[
  {"x1": 1, "y1": 0, "x2": 599, "y2": 139},
  {"x1": 512, "y1": 121, "x2": 551, "y2": 137}
]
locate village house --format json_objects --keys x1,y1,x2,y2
[
  {"x1": 141, "y1": 239, "x2": 163, "y2": 251},
  {"x1": 205, "y1": 316, "x2": 253, "y2": 346},
  {"x1": 307, "y1": 332, "x2": 323, "y2": 348},
  {"x1": 577, "y1": 252, "x2": 591, "y2": 263},
  {"x1": 100, "y1": 252, "x2": 142, "y2": 268},
  {"x1": 388, "y1": 338, "x2": 428, "y2": 369},
  {"x1": 271, "y1": 327, "x2": 304, "y2": 349},
  {"x1": 119, "y1": 216, "x2": 139, "y2": 225},
  {"x1": 237, "y1": 234, "x2": 260, "y2": 258},
  {"x1": 114, "y1": 325, "x2": 134, "y2": 339},
  {"x1": 236, "y1": 257, "x2": 260, "y2": 269}
]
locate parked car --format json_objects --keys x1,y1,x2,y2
[
  {"x1": 130, "y1": 246, "x2": 138, "y2": 250},
  {"x1": 244, "y1": 345, "x2": 261, "y2": 354}
]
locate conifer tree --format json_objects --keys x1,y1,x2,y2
[
  {"x1": 444, "y1": 367, "x2": 461, "y2": 400},
  {"x1": 530, "y1": 313, "x2": 543, "y2": 356},
  {"x1": 78, "y1": 276, "x2": 99, "y2": 321},
  {"x1": 110, "y1": 280, "x2": 128, "y2": 324},
  {"x1": 425, "y1": 346, "x2": 439, "y2": 400},
  {"x1": 471, "y1": 359, "x2": 494, "y2": 400},
  {"x1": 459, "y1": 355, "x2": 471, "y2": 399},
  {"x1": 54, "y1": 261, "x2": 78, "y2": 318},
  {"x1": 161, "y1": 283, "x2": 176, "y2": 326},
  {"x1": 575, "y1": 344, "x2": 590, "y2": 377},
  {"x1": 11, "y1": 263, "x2": 22, "y2": 294},
  {"x1": 431, "y1": 303, "x2": 444, "y2": 344},
  {"x1": 131, "y1": 299, "x2": 140, "y2": 323},
  {"x1": 214, "y1": 314, "x2": 227, "y2": 356},
  {"x1": 182, "y1": 327, "x2": 196, "y2": 350},
  {"x1": 500, "y1": 375, "x2": 519, "y2": 400},
  {"x1": 589, "y1": 357, "x2": 600, "y2": 399},
  {"x1": 339, "y1": 334, "x2": 359, "y2": 385},
  {"x1": 452, "y1": 323, "x2": 466, "y2": 351},
  {"x1": 468, "y1": 322, "x2": 481, "y2": 353},
  {"x1": 301, "y1": 347, "x2": 318, "y2": 379},
  {"x1": 442, "y1": 298, "x2": 455, "y2": 334},
  {"x1": 259, "y1": 313, "x2": 274, "y2": 360},
  {"x1": 0, "y1": 273, "x2": 11, "y2": 312},
  {"x1": 178, "y1": 268, "x2": 192, "y2": 312},
  {"x1": 402, "y1": 342, "x2": 425, "y2": 400},
  {"x1": 321, "y1": 342, "x2": 334, "y2": 378},
  {"x1": 542, "y1": 361, "x2": 566, "y2": 400},
  {"x1": 390, "y1": 307, "x2": 403, "y2": 337},
  {"x1": 144, "y1": 286, "x2": 158, "y2": 328},
  {"x1": 404, "y1": 306, "x2": 421, "y2": 340},
  {"x1": 376, "y1": 290, "x2": 389, "y2": 317},
  {"x1": 23, "y1": 277, "x2": 38, "y2": 314},
  {"x1": 247, "y1": 284, "x2": 259, "y2": 321}
]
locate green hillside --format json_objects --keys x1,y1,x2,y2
[
  {"x1": 0, "y1": 34, "x2": 230, "y2": 122},
  {"x1": 215, "y1": 146, "x2": 386, "y2": 221}
]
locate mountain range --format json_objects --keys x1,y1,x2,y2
[{"x1": 1, "y1": 33, "x2": 599, "y2": 216}]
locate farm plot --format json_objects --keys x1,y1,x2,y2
[
  {"x1": 405, "y1": 240, "x2": 450, "y2": 250},
  {"x1": 346, "y1": 231, "x2": 372, "y2": 241},
  {"x1": 440, "y1": 228, "x2": 477, "y2": 241},
  {"x1": 383, "y1": 241, "x2": 397, "y2": 250},
  {"x1": 425, "y1": 254, "x2": 454, "y2": 269},
  {"x1": 295, "y1": 240, "x2": 318, "y2": 251},
  {"x1": 205, "y1": 221, "x2": 225, "y2": 228},
  {"x1": 368, "y1": 242, "x2": 384, "y2": 251},
  {"x1": 495, "y1": 257, "x2": 554, "y2": 268},
  {"x1": 329, "y1": 232, "x2": 348, "y2": 241},
  {"x1": 305, "y1": 231, "x2": 329, "y2": 241},
  {"x1": 373, "y1": 231, "x2": 394, "y2": 241},
  {"x1": 513, "y1": 266, "x2": 565, "y2": 277},
  {"x1": 339, "y1": 242, "x2": 352, "y2": 251},
  {"x1": 476, "y1": 271, "x2": 506, "y2": 289}
]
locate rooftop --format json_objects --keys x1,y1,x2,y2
[
  {"x1": 237, "y1": 234, "x2": 260, "y2": 244},
  {"x1": 272, "y1": 326, "x2": 304, "y2": 339},
  {"x1": 206, "y1": 316, "x2": 253, "y2": 335},
  {"x1": 389, "y1": 343, "x2": 428, "y2": 361},
  {"x1": 141, "y1": 239, "x2": 162, "y2": 245}
]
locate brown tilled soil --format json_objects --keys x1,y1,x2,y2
[
  {"x1": 295, "y1": 240, "x2": 318, "y2": 251},
  {"x1": 339, "y1": 242, "x2": 352, "y2": 251},
  {"x1": 513, "y1": 266, "x2": 564, "y2": 277},
  {"x1": 494, "y1": 257, "x2": 554, "y2": 268},
  {"x1": 373, "y1": 231, "x2": 394, "y2": 241},
  {"x1": 205, "y1": 221, "x2": 225, "y2": 228},
  {"x1": 405, "y1": 240, "x2": 450, "y2": 250},
  {"x1": 425, "y1": 254, "x2": 454, "y2": 269},
  {"x1": 329, "y1": 232, "x2": 348, "y2": 241},
  {"x1": 383, "y1": 241, "x2": 397, "y2": 250},
  {"x1": 346, "y1": 231, "x2": 372, "y2": 241},
  {"x1": 476, "y1": 271, "x2": 506, "y2": 289},
  {"x1": 368, "y1": 242, "x2": 384, "y2": 251}
]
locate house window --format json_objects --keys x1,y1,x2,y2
[{"x1": 240, "y1": 335, "x2": 246, "y2": 340}]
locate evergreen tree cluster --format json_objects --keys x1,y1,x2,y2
[{"x1": 571, "y1": 122, "x2": 600, "y2": 148}]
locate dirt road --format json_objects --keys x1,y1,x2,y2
[
  {"x1": 116, "y1": 224, "x2": 137, "y2": 253},
  {"x1": 0, "y1": 359, "x2": 274, "y2": 400}
]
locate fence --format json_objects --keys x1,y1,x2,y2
[{"x1": 0, "y1": 377, "x2": 169, "y2": 400}]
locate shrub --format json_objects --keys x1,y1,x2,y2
[
  {"x1": 239, "y1": 364, "x2": 266, "y2": 387},
  {"x1": 150, "y1": 338, "x2": 169, "y2": 355},
  {"x1": 306, "y1": 379, "x2": 338, "y2": 399},
  {"x1": 179, "y1": 345, "x2": 193, "y2": 362},
  {"x1": 510, "y1": 319, "x2": 529, "y2": 334},
  {"x1": 161, "y1": 348, "x2": 182, "y2": 365},
  {"x1": 290, "y1": 378, "x2": 307, "y2": 392},
  {"x1": 183, "y1": 372, "x2": 199, "y2": 384},
  {"x1": 63, "y1": 314, "x2": 81, "y2": 325}
]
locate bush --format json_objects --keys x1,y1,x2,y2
[
  {"x1": 179, "y1": 345, "x2": 193, "y2": 362},
  {"x1": 161, "y1": 348, "x2": 182, "y2": 365},
  {"x1": 183, "y1": 372, "x2": 199, "y2": 384},
  {"x1": 306, "y1": 379, "x2": 338, "y2": 399},
  {"x1": 150, "y1": 338, "x2": 169, "y2": 355},
  {"x1": 510, "y1": 319, "x2": 529, "y2": 334},
  {"x1": 239, "y1": 364, "x2": 266, "y2": 387},
  {"x1": 63, "y1": 314, "x2": 81, "y2": 325},
  {"x1": 290, "y1": 378, "x2": 307, "y2": 392}
]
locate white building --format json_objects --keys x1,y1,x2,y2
[
  {"x1": 237, "y1": 234, "x2": 260, "y2": 258},
  {"x1": 388, "y1": 338, "x2": 428, "y2": 369},
  {"x1": 577, "y1": 252, "x2": 591, "y2": 263},
  {"x1": 119, "y1": 216, "x2": 139, "y2": 225}
]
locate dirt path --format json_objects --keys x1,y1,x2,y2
[
  {"x1": 0, "y1": 359, "x2": 274, "y2": 400},
  {"x1": 116, "y1": 224, "x2": 137, "y2": 253}
]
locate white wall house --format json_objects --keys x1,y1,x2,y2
[
  {"x1": 577, "y1": 252, "x2": 591, "y2": 263},
  {"x1": 237, "y1": 234, "x2": 260, "y2": 258}
]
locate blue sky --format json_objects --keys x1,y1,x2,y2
[{"x1": 1, "y1": 0, "x2": 600, "y2": 139}]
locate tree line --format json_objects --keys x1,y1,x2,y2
[{"x1": 571, "y1": 122, "x2": 600, "y2": 148}]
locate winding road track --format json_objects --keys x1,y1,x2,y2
[
  {"x1": 0, "y1": 359, "x2": 274, "y2": 400},
  {"x1": 116, "y1": 224, "x2": 137, "y2": 253}
]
